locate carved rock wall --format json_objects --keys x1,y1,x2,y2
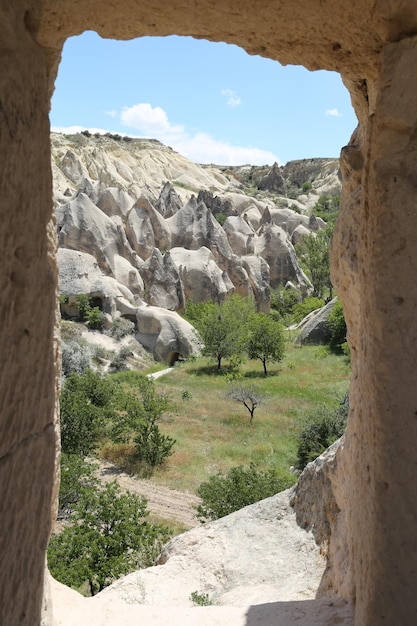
[
  {"x1": 2, "y1": 1, "x2": 417, "y2": 624},
  {"x1": 0, "y1": 3, "x2": 60, "y2": 625}
]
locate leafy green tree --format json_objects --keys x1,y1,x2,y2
[
  {"x1": 48, "y1": 482, "x2": 171, "y2": 595},
  {"x1": 296, "y1": 226, "x2": 333, "y2": 300},
  {"x1": 183, "y1": 300, "x2": 214, "y2": 326},
  {"x1": 75, "y1": 294, "x2": 93, "y2": 321},
  {"x1": 247, "y1": 314, "x2": 285, "y2": 375},
  {"x1": 60, "y1": 370, "x2": 115, "y2": 456},
  {"x1": 197, "y1": 295, "x2": 255, "y2": 370},
  {"x1": 196, "y1": 464, "x2": 294, "y2": 522},
  {"x1": 270, "y1": 286, "x2": 300, "y2": 322},
  {"x1": 111, "y1": 375, "x2": 175, "y2": 468},
  {"x1": 58, "y1": 454, "x2": 98, "y2": 520},
  {"x1": 312, "y1": 194, "x2": 340, "y2": 224}
]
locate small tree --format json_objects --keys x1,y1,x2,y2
[
  {"x1": 60, "y1": 370, "x2": 115, "y2": 456},
  {"x1": 197, "y1": 295, "x2": 255, "y2": 370},
  {"x1": 296, "y1": 225, "x2": 333, "y2": 300},
  {"x1": 247, "y1": 314, "x2": 285, "y2": 375},
  {"x1": 75, "y1": 294, "x2": 92, "y2": 321},
  {"x1": 226, "y1": 385, "x2": 264, "y2": 423},
  {"x1": 111, "y1": 376, "x2": 175, "y2": 469},
  {"x1": 48, "y1": 482, "x2": 171, "y2": 595},
  {"x1": 58, "y1": 454, "x2": 98, "y2": 520}
]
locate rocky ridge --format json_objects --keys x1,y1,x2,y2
[{"x1": 53, "y1": 132, "x2": 341, "y2": 362}]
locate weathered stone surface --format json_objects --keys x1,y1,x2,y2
[
  {"x1": 56, "y1": 193, "x2": 138, "y2": 275},
  {"x1": 241, "y1": 255, "x2": 270, "y2": 313},
  {"x1": 170, "y1": 246, "x2": 234, "y2": 303},
  {"x1": 260, "y1": 206, "x2": 320, "y2": 237},
  {"x1": 155, "y1": 181, "x2": 184, "y2": 218},
  {"x1": 223, "y1": 215, "x2": 255, "y2": 256},
  {"x1": 254, "y1": 223, "x2": 311, "y2": 291},
  {"x1": 167, "y1": 196, "x2": 234, "y2": 267},
  {"x1": 125, "y1": 195, "x2": 171, "y2": 260},
  {"x1": 51, "y1": 133, "x2": 236, "y2": 201},
  {"x1": 51, "y1": 581, "x2": 354, "y2": 626},
  {"x1": 96, "y1": 187, "x2": 135, "y2": 220},
  {"x1": 258, "y1": 162, "x2": 286, "y2": 194},
  {"x1": 290, "y1": 438, "x2": 350, "y2": 599},
  {"x1": 140, "y1": 249, "x2": 185, "y2": 310},
  {"x1": 136, "y1": 304, "x2": 202, "y2": 363},
  {"x1": 294, "y1": 298, "x2": 338, "y2": 346},
  {"x1": 95, "y1": 489, "x2": 326, "y2": 607},
  {"x1": 58, "y1": 248, "x2": 138, "y2": 316}
]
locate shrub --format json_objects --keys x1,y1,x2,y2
[
  {"x1": 312, "y1": 194, "x2": 340, "y2": 224},
  {"x1": 213, "y1": 212, "x2": 227, "y2": 226},
  {"x1": 86, "y1": 306, "x2": 105, "y2": 330},
  {"x1": 190, "y1": 591, "x2": 214, "y2": 606},
  {"x1": 75, "y1": 294, "x2": 92, "y2": 321},
  {"x1": 196, "y1": 464, "x2": 294, "y2": 522},
  {"x1": 270, "y1": 286, "x2": 300, "y2": 322},
  {"x1": 291, "y1": 296, "x2": 325, "y2": 324},
  {"x1": 110, "y1": 346, "x2": 132, "y2": 371},
  {"x1": 328, "y1": 300, "x2": 347, "y2": 352},
  {"x1": 134, "y1": 423, "x2": 176, "y2": 468},
  {"x1": 109, "y1": 317, "x2": 135, "y2": 340},
  {"x1": 296, "y1": 394, "x2": 348, "y2": 470},
  {"x1": 60, "y1": 370, "x2": 115, "y2": 456},
  {"x1": 61, "y1": 340, "x2": 92, "y2": 377}
]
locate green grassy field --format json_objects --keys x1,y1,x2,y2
[{"x1": 135, "y1": 342, "x2": 350, "y2": 493}]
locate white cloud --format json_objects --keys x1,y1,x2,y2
[
  {"x1": 174, "y1": 132, "x2": 278, "y2": 166},
  {"x1": 105, "y1": 109, "x2": 117, "y2": 118},
  {"x1": 120, "y1": 103, "x2": 184, "y2": 136},
  {"x1": 52, "y1": 104, "x2": 280, "y2": 166},
  {"x1": 325, "y1": 108, "x2": 342, "y2": 117},
  {"x1": 120, "y1": 102, "x2": 278, "y2": 165},
  {"x1": 221, "y1": 89, "x2": 241, "y2": 107}
]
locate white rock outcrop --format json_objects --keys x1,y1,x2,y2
[{"x1": 136, "y1": 304, "x2": 203, "y2": 364}]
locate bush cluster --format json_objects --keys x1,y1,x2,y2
[
  {"x1": 196, "y1": 464, "x2": 294, "y2": 522},
  {"x1": 296, "y1": 394, "x2": 348, "y2": 470},
  {"x1": 75, "y1": 294, "x2": 105, "y2": 330}
]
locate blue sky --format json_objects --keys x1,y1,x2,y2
[{"x1": 50, "y1": 31, "x2": 358, "y2": 166}]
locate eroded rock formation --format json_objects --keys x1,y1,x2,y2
[{"x1": 53, "y1": 133, "x2": 323, "y2": 318}]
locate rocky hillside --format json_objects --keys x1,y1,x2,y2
[
  {"x1": 50, "y1": 442, "x2": 354, "y2": 625},
  {"x1": 53, "y1": 132, "x2": 340, "y2": 362}
]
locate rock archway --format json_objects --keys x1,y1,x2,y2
[{"x1": 2, "y1": 1, "x2": 417, "y2": 624}]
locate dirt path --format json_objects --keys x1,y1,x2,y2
[{"x1": 97, "y1": 460, "x2": 201, "y2": 529}]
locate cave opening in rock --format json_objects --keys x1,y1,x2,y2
[{"x1": 49, "y1": 29, "x2": 357, "y2": 609}]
